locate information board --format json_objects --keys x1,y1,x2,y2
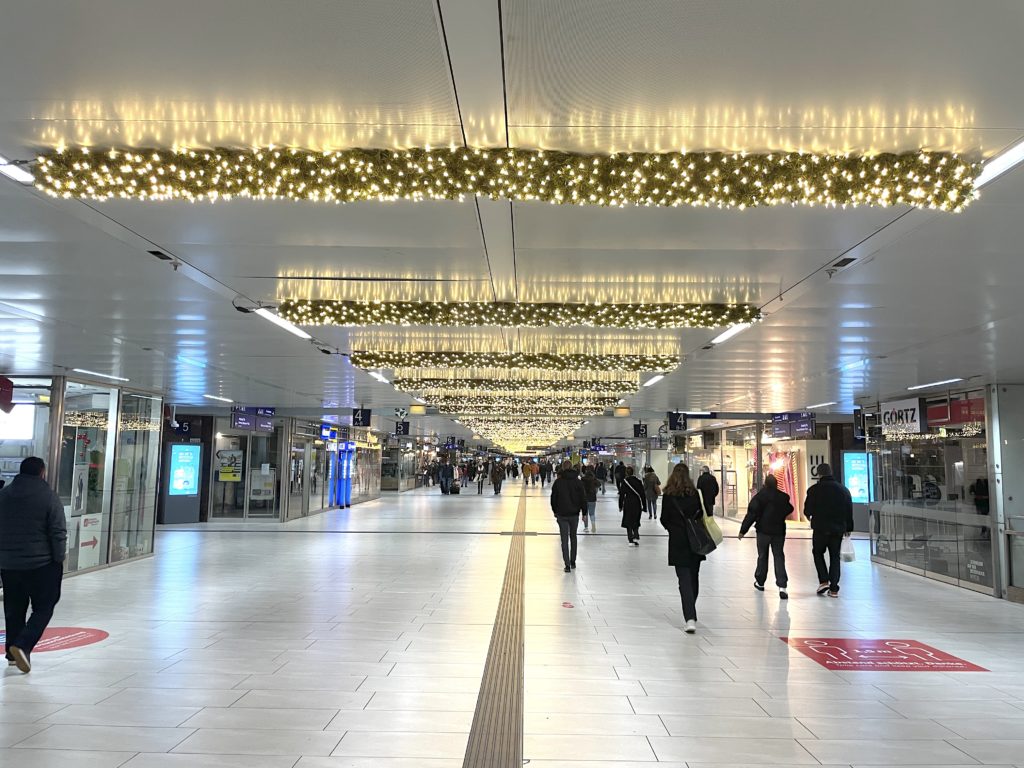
[{"x1": 168, "y1": 444, "x2": 202, "y2": 496}]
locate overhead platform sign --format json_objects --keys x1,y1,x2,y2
[{"x1": 784, "y1": 637, "x2": 987, "y2": 672}]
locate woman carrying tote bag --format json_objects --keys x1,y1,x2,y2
[{"x1": 660, "y1": 463, "x2": 714, "y2": 634}]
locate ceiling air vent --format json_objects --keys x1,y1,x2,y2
[
  {"x1": 831, "y1": 257, "x2": 856, "y2": 269},
  {"x1": 147, "y1": 250, "x2": 172, "y2": 261}
]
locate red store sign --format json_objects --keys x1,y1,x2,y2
[
  {"x1": 926, "y1": 398, "x2": 985, "y2": 426},
  {"x1": 784, "y1": 637, "x2": 987, "y2": 672}
]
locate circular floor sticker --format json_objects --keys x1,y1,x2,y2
[{"x1": 0, "y1": 627, "x2": 108, "y2": 652}]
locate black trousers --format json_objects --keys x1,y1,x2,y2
[
  {"x1": 674, "y1": 563, "x2": 701, "y2": 622},
  {"x1": 493, "y1": 480, "x2": 502, "y2": 494},
  {"x1": 626, "y1": 526, "x2": 639, "y2": 542},
  {"x1": 812, "y1": 531, "x2": 844, "y2": 591},
  {"x1": 755, "y1": 533, "x2": 788, "y2": 588},
  {"x1": 556, "y1": 516, "x2": 578, "y2": 567},
  {"x1": 2, "y1": 561, "x2": 63, "y2": 657}
]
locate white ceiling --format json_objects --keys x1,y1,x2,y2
[{"x1": 1, "y1": 0, "x2": 1023, "y2": 447}]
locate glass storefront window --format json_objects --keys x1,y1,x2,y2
[
  {"x1": 212, "y1": 432, "x2": 248, "y2": 518},
  {"x1": 58, "y1": 381, "x2": 117, "y2": 573},
  {"x1": 249, "y1": 431, "x2": 281, "y2": 518},
  {"x1": 0, "y1": 378, "x2": 52, "y2": 487},
  {"x1": 110, "y1": 391, "x2": 162, "y2": 562}
]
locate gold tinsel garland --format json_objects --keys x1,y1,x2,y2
[
  {"x1": 351, "y1": 350, "x2": 677, "y2": 373},
  {"x1": 35, "y1": 146, "x2": 978, "y2": 211},
  {"x1": 280, "y1": 299, "x2": 760, "y2": 330}
]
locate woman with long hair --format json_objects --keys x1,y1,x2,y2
[
  {"x1": 619, "y1": 466, "x2": 646, "y2": 545},
  {"x1": 660, "y1": 463, "x2": 708, "y2": 633}
]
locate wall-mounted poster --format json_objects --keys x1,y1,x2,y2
[{"x1": 217, "y1": 449, "x2": 244, "y2": 483}]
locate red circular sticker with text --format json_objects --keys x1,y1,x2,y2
[{"x1": 1, "y1": 627, "x2": 108, "y2": 652}]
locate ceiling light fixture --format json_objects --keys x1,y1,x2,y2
[
  {"x1": 0, "y1": 155, "x2": 33, "y2": 184},
  {"x1": 368, "y1": 371, "x2": 390, "y2": 384},
  {"x1": 973, "y1": 138, "x2": 1024, "y2": 189},
  {"x1": 907, "y1": 377, "x2": 963, "y2": 391},
  {"x1": 71, "y1": 368, "x2": 130, "y2": 382},
  {"x1": 643, "y1": 374, "x2": 665, "y2": 387},
  {"x1": 203, "y1": 394, "x2": 233, "y2": 403},
  {"x1": 254, "y1": 307, "x2": 312, "y2": 340},
  {"x1": 710, "y1": 323, "x2": 751, "y2": 345},
  {"x1": 684, "y1": 411, "x2": 712, "y2": 416},
  {"x1": 806, "y1": 401, "x2": 838, "y2": 409}
]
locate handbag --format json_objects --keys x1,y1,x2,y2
[
  {"x1": 840, "y1": 536, "x2": 856, "y2": 562},
  {"x1": 673, "y1": 496, "x2": 717, "y2": 556},
  {"x1": 703, "y1": 513, "x2": 724, "y2": 546}
]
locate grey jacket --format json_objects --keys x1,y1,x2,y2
[{"x1": 0, "y1": 474, "x2": 68, "y2": 570}]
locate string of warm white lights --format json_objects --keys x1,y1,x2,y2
[
  {"x1": 35, "y1": 147, "x2": 978, "y2": 211},
  {"x1": 395, "y1": 377, "x2": 635, "y2": 396},
  {"x1": 351, "y1": 350, "x2": 678, "y2": 373},
  {"x1": 280, "y1": 300, "x2": 759, "y2": 330},
  {"x1": 429, "y1": 393, "x2": 617, "y2": 413},
  {"x1": 460, "y1": 416, "x2": 585, "y2": 452},
  {"x1": 394, "y1": 372, "x2": 638, "y2": 387}
]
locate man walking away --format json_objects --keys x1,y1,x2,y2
[
  {"x1": 594, "y1": 461, "x2": 607, "y2": 494},
  {"x1": 550, "y1": 460, "x2": 587, "y2": 572},
  {"x1": 490, "y1": 462, "x2": 504, "y2": 495},
  {"x1": 804, "y1": 463, "x2": 854, "y2": 597},
  {"x1": 739, "y1": 475, "x2": 793, "y2": 599},
  {"x1": 697, "y1": 466, "x2": 720, "y2": 516},
  {"x1": 581, "y1": 468, "x2": 599, "y2": 532},
  {"x1": 0, "y1": 457, "x2": 67, "y2": 674}
]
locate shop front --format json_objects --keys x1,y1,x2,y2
[
  {"x1": 867, "y1": 389, "x2": 995, "y2": 594},
  {"x1": 1, "y1": 375, "x2": 163, "y2": 575}
]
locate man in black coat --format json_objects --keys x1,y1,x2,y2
[
  {"x1": 739, "y1": 475, "x2": 794, "y2": 598},
  {"x1": 613, "y1": 461, "x2": 627, "y2": 493},
  {"x1": 696, "y1": 466, "x2": 720, "y2": 516},
  {"x1": 0, "y1": 457, "x2": 67, "y2": 673},
  {"x1": 804, "y1": 463, "x2": 854, "y2": 597},
  {"x1": 550, "y1": 461, "x2": 587, "y2": 572}
]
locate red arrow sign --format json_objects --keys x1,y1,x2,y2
[{"x1": 81, "y1": 537, "x2": 98, "y2": 549}]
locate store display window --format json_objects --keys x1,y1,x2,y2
[{"x1": 0, "y1": 378, "x2": 52, "y2": 486}]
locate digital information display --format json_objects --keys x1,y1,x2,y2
[
  {"x1": 168, "y1": 444, "x2": 202, "y2": 497},
  {"x1": 842, "y1": 451, "x2": 875, "y2": 504}
]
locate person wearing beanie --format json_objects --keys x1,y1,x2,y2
[{"x1": 804, "y1": 463, "x2": 854, "y2": 597}]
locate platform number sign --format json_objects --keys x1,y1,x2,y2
[
  {"x1": 667, "y1": 412, "x2": 687, "y2": 432},
  {"x1": 395, "y1": 421, "x2": 410, "y2": 436},
  {"x1": 633, "y1": 423, "x2": 648, "y2": 438},
  {"x1": 352, "y1": 408, "x2": 372, "y2": 427}
]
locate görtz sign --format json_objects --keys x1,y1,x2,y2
[{"x1": 880, "y1": 398, "x2": 927, "y2": 435}]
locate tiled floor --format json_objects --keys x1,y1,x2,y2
[{"x1": 2, "y1": 484, "x2": 1024, "y2": 767}]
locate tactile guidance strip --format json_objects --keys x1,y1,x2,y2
[{"x1": 462, "y1": 493, "x2": 527, "y2": 768}]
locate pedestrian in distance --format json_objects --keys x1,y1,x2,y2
[
  {"x1": 438, "y1": 459, "x2": 455, "y2": 495},
  {"x1": 613, "y1": 460, "x2": 627, "y2": 493},
  {"x1": 0, "y1": 457, "x2": 68, "y2": 673},
  {"x1": 550, "y1": 460, "x2": 587, "y2": 572},
  {"x1": 594, "y1": 461, "x2": 607, "y2": 494},
  {"x1": 490, "y1": 462, "x2": 504, "y2": 495},
  {"x1": 739, "y1": 475, "x2": 793, "y2": 599},
  {"x1": 804, "y1": 463, "x2": 854, "y2": 598},
  {"x1": 643, "y1": 466, "x2": 661, "y2": 519},
  {"x1": 619, "y1": 466, "x2": 646, "y2": 545},
  {"x1": 581, "y1": 468, "x2": 599, "y2": 532},
  {"x1": 476, "y1": 462, "x2": 486, "y2": 494},
  {"x1": 659, "y1": 463, "x2": 707, "y2": 634},
  {"x1": 696, "y1": 465, "x2": 720, "y2": 516}
]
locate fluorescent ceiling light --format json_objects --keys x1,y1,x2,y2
[
  {"x1": 684, "y1": 411, "x2": 712, "y2": 416},
  {"x1": 71, "y1": 368, "x2": 129, "y2": 382},
  {"x1": 806, "y1": 401, "x2": 838, "y2": 409},
  {"x1": 368, "y1": 371, "x2": 390, "y2": 384},
  {"x1": 907, "y1": 377, "x2": 963, "y2": 391},
  {"x1": 203, "y1": 393, "x2": 233, "y2": 403},
  {"x1": 710, "y1": 323, "x2": 751, "y2": 345},
  {"x1": 254, "y1": 307, "x2": 312, "y2": 340},
  {"x1": 643, "y1": 374, "x2": 665, "y2": 387},
  {"x1": 0, "y1": 155, "x2": 33, "y2": 184},
  {"x1": 617, "y1": 398, "x2": 626, "y2": 405},
  {"x1": 582, "y1": 420, "x2": 590, "y2": 425},
  {"x1": 413, "y1": 397, "x2": 426, "y2": 403},
  {"x1": 709, "y1": 422, "x2": 726, "y2": 427},
  {"x1": 974, "y1": 139, "x2": 1024, "y2": 189}
]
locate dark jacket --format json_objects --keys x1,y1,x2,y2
[
  {"x1": 660, "y1": 491, "x2": 707, "y2": 567},
  {"x1": 550, "y1": 469, "x2": 587, "y2": 518},
  {"x1": 595, "y1": 464, "x2": 607, "y2": 481},
  {"x1": 619, "y1": 475, "x2": 646, "y2": 528},
  {"x1": 804, "y1": 476, "x2": 854, "y2": 535},
  {"x1": 643, "y1": 471, "x2": 661, "y2": 501},
  {"x1": 0, "y1": 474, "x2": 68, "y2": 570},
  {"x1": 696, "y1": 471, "x2": 720, "y2": 512},
  {"x1": 581, "y1": 473, "x2": 599, "y2": 503},
  {"x1": 490, "y1": 465, "x2": 504, "y2": 484},
  {"x1": 613, "y1": 463, "x2": 627, "y2": 484},
  {"x1": 439, "y1": 463, "x2": 455, "y2": 481},
  {"x1": 740, "y1": 487, "x2": 793, "y2": 537}
]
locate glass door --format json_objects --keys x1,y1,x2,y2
[
  {"x1": 248, "y1": 431, "x2": 280, "y2": 519},
  {"x1": 287, "y1": 439, "x2": 309, "y2": 520},
  {"x1": 211, "y1": 434, "x2": 247, "y2": 518}
]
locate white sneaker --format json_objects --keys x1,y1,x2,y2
[{"x1": 684, "y1": 620, "x2": 697, "y2": 634}]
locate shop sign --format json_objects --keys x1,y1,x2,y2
[
  {"x1": 927, "y1": 397, "x2": 985, "y2": 426},
  {"x1": 784, "y1": 637, "x2": 987, "y2": 672},
  {"x1": 880, "y1": 398, "x2": 926, "y2": 435},
  {"x1": 0, "y1": 627, "x2": 108, "y2": 652}
]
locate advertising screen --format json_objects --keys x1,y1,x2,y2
[
  {"x1": 843, "y1": 451, "x2": 875, "y2": 504},
  {"x1": 168, "y1": 444, "x2": 202, "y2": 497}
]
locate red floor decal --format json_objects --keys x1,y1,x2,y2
[
  {"x1": 783, "y1": 637, "x2": 987, "y2": 672},
  {"x1": 0, "y1": 627, "x2": 108, "y2": 652}
]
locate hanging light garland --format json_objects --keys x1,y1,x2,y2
[
  {"x1": 34, "y1": 146, "x2": 978, "y2": 211},
  {"x1": 280, "y1": 299, "x2": 759, "y2": 329},
  {"x1": 351, "y1": 350, "x2": 677, "y2": 373},
  {"x1": 399, "y1": 383, "x2": 633, "y2": 400},
  {"x1": 460, "y1": 416, "x2": 584, "y2": 453},
  {"x1": 428, "y1": 393, "x2": 617, "y2": 414}
]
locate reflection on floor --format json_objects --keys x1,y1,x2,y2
[{"x1": 2, "y1": 484, "x2": 1023, "y2": 767}]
